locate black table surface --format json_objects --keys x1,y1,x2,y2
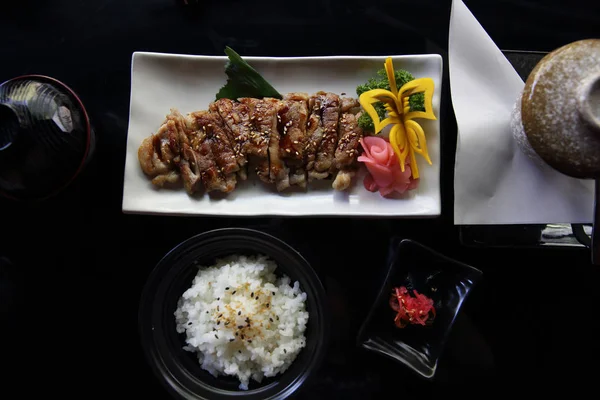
[{"x1": 2, "y1": 0, "x2": 600, "y2": 398}]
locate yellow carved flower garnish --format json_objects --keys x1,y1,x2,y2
[{"x1": 359, "y1": 58, "x2": 436, "y2": 179}]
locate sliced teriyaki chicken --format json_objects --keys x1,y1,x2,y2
[
  {"x1": 138, "y1": 93, "x2": 365, "y2": 195},
  {"x1": 209, "y1": 99, "x2": 251, "y2": 180},
  {"x1": 184, "y1": 111, "x2": 238, "y2": 193},
  {"x1": 340, "y1": 96, "x2": 361, "y2": 114},
  {"x1": 240, "y1": 97, "x2": 288, "y2": 190},
  {"x1": 238, "y1": 98, "x2": 270, "y2": 158},
  {"x1": 332, "y1": 109, "x2": 364, "y2": 191},
  {"x1": 305, "y1": 92, "x2": 341, "y2": 181},
  {"x1": 138, "y1": 108, "x2": 187, "y2": 187},
  {"x1": 304, "y1": 92, "x2": 326, "y2": 174},
  {"x1": 279, "y1": 93, "x2": 309, "y2": 189},
  {"x1": 179, "y1": 127, "x2": 211, "y2": 194}
]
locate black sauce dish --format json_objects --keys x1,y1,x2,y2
[
  {"x1": 139, "y1": 228, "x2": 330, "y2": 400},
  {"x1": 357, "y1": 239, "x2": 482, "y2": 379}
]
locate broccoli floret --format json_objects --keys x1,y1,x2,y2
[
  {"x1": 357, "y1": 113, "x2": 374, "y2": 131},
  {"x1": 357, "y1": 102, "x2": 386, "y2": 131},
  {"x1": 357, "y1": 76, "x2": 390, "y2": 95},
  {"x1": 356, "y1": 68, "x2": 425, "y2": 132},
  {"x1": 409, "y1": 92, "x2": 425, "y2": 112}
]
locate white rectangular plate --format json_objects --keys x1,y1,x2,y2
[{"x1": 123, "y1": 52, "x2": 443, "y2": 217}]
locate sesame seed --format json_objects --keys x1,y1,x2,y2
[
  {"x1": 238, "y1": 311, "x2": 242, "y2": 316},
  {"x1": 269, "y1": 318, "x2": 273, "y2": 322},
  {"x1": 232, "y1": 291, "x2": 236, "y2": 295},
  {"x1": 215, "y1": 334, "x2": 219, "y2": 339},
  {"x1": 251, "y1": 292, "x2": 254, "y2": 297},
  {"x1": 238, "y1": 325, "x2": 243, "y2": 329},
  {"x1": 272, "y1": 292, "x2": 275, "y2": 295},
  {"x1": 217, "y1": 321, "x2": 220, "y2": 325},
  {"x1": 248, "y1": 340, "x2": 252, "y2": 343},
  {"x1": 284, "y1": 349, "x2": 287, "y2": 353},
  {"x1": 229, "y1": 339, "x2": 234, "y2": 342}
]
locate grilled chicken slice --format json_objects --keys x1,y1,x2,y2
[
  {"x1": 304, "y1": 93, "x2": 326, "y2": 173},
  {"x1": 138, "y1": 109, "x2": 187, "y2": 187},
  {"x1": 240, "y1": 97, "x2": 289, "y2": 189},
  {"x1": 139, "y1": 94, "x2": 363, "y2": 195},
  {"x1": 279, "y1": 93, "x2": 309, "y2": 189},
  {"x1": 332, "y1": 110, "x2": 364, "y2": 191},
  {"x1": 189, "y1": 111, "x2": 239, "y2": 176},
  {"x1": 209, "y1": 99, "x2": 251, "y2": 180},
  {"x1": 238, "y1": 98, "x2": 270, "y2": 158},
  {"x1": 313, "y1": 92, "x2": 341, "y2": 177},
  {"x1": 262, "y1": 98, "x2": 288, "y2": 190},
  {"x1": 305, "y1": 92, "x2": 341, "y2": 181},
  {"x1": 238, "y1": 97, "x2": 271, "y2": 182},
  {"x1": 179, "y1": 140, "x2": 204, "y2": 194},
  {"x1": 184, "y1": 111, "x2": 237, "y2": 193},
  {"x1": 177, "y1": 115, "x2": 203, "y2": 194},
  {"x1": 340, "y1": 97, "x2": 360, "y2": 114}
]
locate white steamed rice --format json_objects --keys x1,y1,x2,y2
[{"x1": 174, "y1": 255, "x2": 309, "y2": 390}]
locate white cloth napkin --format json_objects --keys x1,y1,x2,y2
[{"x1": 449, "y1": 0, "x2": 594, "y2": 225}]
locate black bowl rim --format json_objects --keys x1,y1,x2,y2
[
  {"x1": 139, "y1": 227, "x2": 330, "y2": 400},
  {"x1": 0, "y1": 74, "x2": 92, "y2": 201},
  {"x1": 355, "y1": 238, "x2": 483, "y2": 378}
]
